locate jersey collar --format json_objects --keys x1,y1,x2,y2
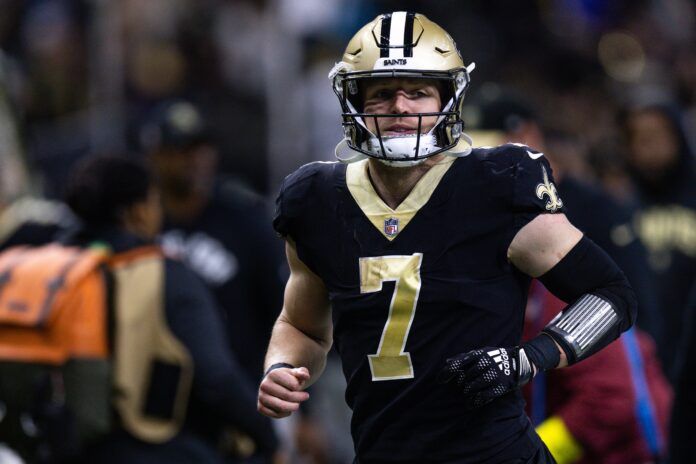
[{"x1": 345, "y1": 156, "x2": 455, "y2": 241}]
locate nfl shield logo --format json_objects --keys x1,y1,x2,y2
[{"x1": 384, "y1": 217, "x2": 399, "y2": 237}]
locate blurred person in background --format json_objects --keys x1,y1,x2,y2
[
  {"x1": 63, "y1": 156, "x2": 279, "y2": 463},
  {"x1": 618, "y1": 103, "x2": 696, "y2": 380},
  {"x1": 140, "y1": 100, "x2": 285, "y2": 461},
  {"x1": 585, "y1": 140, "x2": 637, "y2": 208},
  {"x1": 0, "y1": 61, "x2": 75, "y2": 250},
  {"x1": 9, "y1": 0, "x2": 91, "y2": 197}
]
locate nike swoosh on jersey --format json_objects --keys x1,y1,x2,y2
[{"x1": 526, "y1": 150, "x2": 544, "y2": 160}]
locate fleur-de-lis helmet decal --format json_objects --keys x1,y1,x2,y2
[{"x1": 535, "y1": 165, "x2": 563, "y2": 212}]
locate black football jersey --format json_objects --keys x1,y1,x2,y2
[{"x1": 274, "y1": 144, "x2": 565, "y2": 463}]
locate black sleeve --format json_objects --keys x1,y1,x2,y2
[
  {"x1": 538, "y1": 236, "x2": 636, "y2": 327},
  {"x1": 484, "y1": 144, "x2": 566, "y2": 252},
  {"x1": 164, "y1": 259, "x2": 278, "y2": 452}
]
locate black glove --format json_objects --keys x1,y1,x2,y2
[
  {"x1": 440, "y1": 346, "x2": 535, "y2": 410},
  {"x1": 440, "y1": 335, "x2": 560, "y2": 410}
]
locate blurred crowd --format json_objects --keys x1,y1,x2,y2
[{"x1": 0, "y1": 0, "x2": 694, "y2": 463}]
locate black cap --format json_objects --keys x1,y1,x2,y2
[{"x1": 139, "y1": 100, "x2": 211, "y2": 152}]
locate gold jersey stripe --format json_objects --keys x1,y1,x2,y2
[{"x1": 346, "y1": 156, "x2": 456, "y2": 240}]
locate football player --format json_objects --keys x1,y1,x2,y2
[{"x1": 258, "y1": 12, "x2": 636, "y2": 463}]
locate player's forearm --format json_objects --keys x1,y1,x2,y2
[
  {"x1": 522, "y1": 236, "x2": 636, "y2": 378},
  {"x1": 264, "y1": 314, "x2": 331, "y2": 387}
]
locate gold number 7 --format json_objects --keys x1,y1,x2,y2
[{"x1": 359, "y1": 253, "x2": 423, "y2": 381}]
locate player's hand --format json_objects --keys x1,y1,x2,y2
[
  {"x1": 258, "y1": 367, "x2": 311, "y2": 418},
  {"x1": 439, "y1": 346, "x2": 535, "y2": 410}
]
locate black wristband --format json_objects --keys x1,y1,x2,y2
[
  {"x1": 264, "y1": 362, "x2": 295, "y2": 378},
  {"x1": 522, "y1": 333, "x2": 561, "y2": 372}
]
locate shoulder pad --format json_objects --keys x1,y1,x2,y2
[
  {"x1": 282, "y1": 161, "x2": 336, "y2": 189},
  {"x1": 471, "y1": 143, "x2": 547, "y2": 179},
  {"x1": 278, "y1": 161, "x2": 339, "y2": 205},
  {"x1": 474, "y1": 143, "x2": 563, "y2": 213},
  {"x1": 274, "y1": 161, "x2": 340, "y2": 237}
]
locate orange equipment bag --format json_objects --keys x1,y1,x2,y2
[{"x1": 0, "y1": 244, "x2": 110, "y2": 364}]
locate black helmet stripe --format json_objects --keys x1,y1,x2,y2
[
  {"x1": 404, "y1": 12, "x2": 415, "y2": 57},
  {"x1": 379, "y1": 13, "x2": 391, "y2": 57},
  {"x1": 379, "y1": 12, "x2": 415, "y2": 59}
]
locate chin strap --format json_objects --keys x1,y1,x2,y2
[
  {"x1": 335, "y1": 139, "x2": 367, "y2": 164},
  {"x1": 446, "y1": 133, "x2": 473, "y2": 158}
]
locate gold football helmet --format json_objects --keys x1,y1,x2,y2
[{"x1": 330, "y1": 12, "x2": 475, "y2": 164}]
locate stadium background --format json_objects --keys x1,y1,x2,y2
[
  {"x1": 0, "y1": 0, "x2": 694, "y2": 463},
  {"x1": 0, "y1": 0, "x2": 693, "y2": 198}
]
